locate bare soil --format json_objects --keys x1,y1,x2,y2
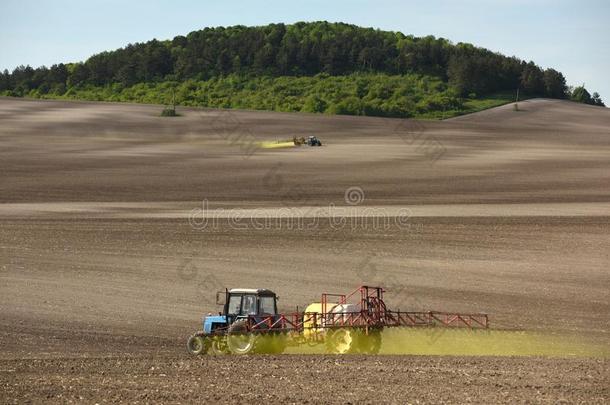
[
  {"x1": 2, "y1": 356, "x2": 608, "y2": 404},
  {"x1": 1, "y1": 97, "x2": 609, "y2": 403}
]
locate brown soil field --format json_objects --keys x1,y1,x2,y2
[{"x1": 1, "y1": 97, "x2": 609, "y2": 403}]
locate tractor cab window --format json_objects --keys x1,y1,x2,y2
[
  {"x1": 259, "y1": 296, "x2": 276, "y2": 315},
  {"x1": 242, "y1": 294, "x2": 257, "y2": 315},
  {"x1": 227, "y1": 295, "x2": 241, "y2": 315}
]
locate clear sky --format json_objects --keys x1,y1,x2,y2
[{"x1": 1, "y1": 0, "x2": 609, "y2": 100}]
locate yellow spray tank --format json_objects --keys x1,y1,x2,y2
[{"x1": 302, "y1": 302, "x2": 359, "y2": 339}]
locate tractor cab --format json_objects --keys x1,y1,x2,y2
[
  {"x1": 202, "y1": 288, "x2": 278, "y2": 334},
  {"x1": 306, "y1": 135, "x2": 322, "y2": 146},
  {"x1": 224, "y1": 288, "x2": 278, "y2": 321}
]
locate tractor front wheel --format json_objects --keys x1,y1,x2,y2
[{"x1": 187, "y1": 334, "x2": 208, "y2": 355}]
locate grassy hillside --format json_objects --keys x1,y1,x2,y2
[{"x1": 33, "y1": 73, "x2": 516, "y2": 119}]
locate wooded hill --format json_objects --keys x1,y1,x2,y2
[{"x1": 1, "y1": 22, "x2": 604, "y2": 118}]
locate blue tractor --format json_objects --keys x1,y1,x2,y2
[
  {"x1": 188, "y1": 285, "x2": 491, "y2": 355},
  {"x1": 293, "y1": 135, "x2": 322, "y2": 146},
  {"x1": 306, "y1": 135, "x2": 322, "y2": 146},
  {"x1": 187, "y1": 288, "x2": 287, "y2": 355}
]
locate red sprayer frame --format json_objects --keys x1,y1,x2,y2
[{"x1": 214, "y1": 286, "x2": 488, "y2": 336}]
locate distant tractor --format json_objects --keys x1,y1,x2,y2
[
  {"x1": 306, "y1": 135, "x2": 322, "y2": 146},
  {"x1": 187, "y1": 286, "x2": 489, "y2": 355},
  {"x1": 293, "y1": 135, "x2": 322, "y2": 146}
]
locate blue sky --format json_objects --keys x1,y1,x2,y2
[{"x1": 1, "y1": 0, "x2": 609, "y2": 100}]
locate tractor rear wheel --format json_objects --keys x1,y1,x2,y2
[
  {"x1": 326, "y1": 328, "x2": 357, "y2": 354},
  {"x1": 227, "y1": 320, "x2": 258, "y2": 355},
  {"x1": 187, "y1": 334, "x2": 208, "y2": 355}
]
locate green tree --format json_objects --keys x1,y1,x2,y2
[
  {"x1": 232, "y1": 55, "x2": 242, "y2": 72},
  {"x1": 68, "y1": 63, "x2": 89, "y2": 87},
  {"x1": 571, "y1": 86, "x2": 592, "y2": 104},
  {"x1": 117, "y1": 62, "x2": 138, "y2": 86},
  {"x1": 591, "y1": 92, "x2": 605, "y2": 107},
  {"x1": 0, "y1": 69, "x2": 9, "y2": 91},
  {"x1": 328, "y1": 96, "x2": 361, "y2": 115},
  {"x1": 520, "y1": 62, "x2": 544, "y2": 95},
  {"x1": 301, "y1": 94, "x2": 327, "y2": 113},
  {"x1": 48, "y1": 64, "x2": 68, "y2": 86},
  {"x1": 543, "y1": 68, "x2": 566, "y2": 98},
  {"x1": 447, "y1": 55, "x2": 476, "y2": 96}
]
